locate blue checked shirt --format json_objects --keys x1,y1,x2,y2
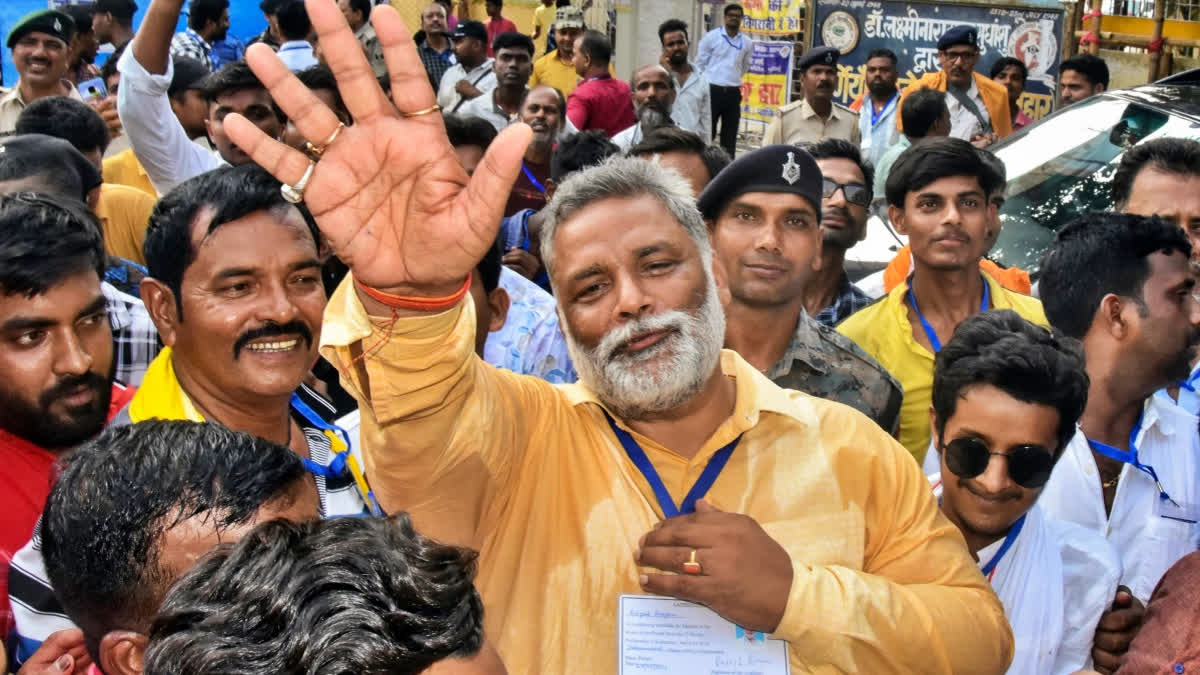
[
  {"x1": 815, "y1": 273, "x2": 874, "y2": 328},
  {"x1": 170, "y1": 28, "x2": 214, "y2": 72}
]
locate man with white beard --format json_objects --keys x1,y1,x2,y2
[
  {"x1": 612, "y1": 64, "x2": 676, "y2": 151},
  {"x1": 225, "y1": 4, "x2": 1014, "y2": 672}
]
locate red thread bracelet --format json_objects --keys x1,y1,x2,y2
[{"x1": 355, "y1": 273, "x2": 472, "y2": 312}]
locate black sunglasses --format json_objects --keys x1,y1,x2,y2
[
  {"x1": 942, "y1": 437, "x2": 1055, "y2": 489},
  {"x1": 821, "y1": 178, "x2": 871, "y2": 207}
]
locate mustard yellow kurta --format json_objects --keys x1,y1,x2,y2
[
  {"x1": 321, "y1": 279, "x2": 1014, "y2": 674},
  {"x1": 838, "y1": 274, "x2": 1048, "y2": 462}
]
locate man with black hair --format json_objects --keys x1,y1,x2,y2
[
  {"x1": 1113, "y1": 138, "x2": 1200, "y2": 260},
  {"x1": 0, "y1": 193, "x2": 133, "y2": 649},
  {"x1": 612, "y1": 65, "x2": 676, "y2": 151},
  {"x1": 12, "y1": 420, "x2": 321, "y2": 674},
  {"x1": 62, "y1": 4, "x2": 101, "y2": 86},
  {"x1": 699, "y1": 144, "x2": 901, "y2": 431},
  {"x1": 696, "y1": 3, "x2": 750, "y2": 157},
  {"x1": 0, "y1": 9, "x2": 85, "y2": 135},
  {"x1": 1037, "y1": 213, "x2": 1200, "y2": 672},
  {"x1": 338, "y1": 0, "x2": 385, "y2": 77},
  {"x1": 991, "y1": 56, "x2": 1032, "y2": 131},
  {"x1": 801, "y1": 139, "x2": 874, "y2": 326},
  {"x1": 928, "y1": 310, "x2": 1119, "y2": 675},
  {"x1": 249, "y1": 0, "x2": 283, "y2": 51},
  {"x1": 658, "y1": 19, "x2": 710, "y2": 139},
  {"x1": 119, "y1": 0, "x2": 286, "y2": 194},
  {"x1": 284, "y1": 64, "x2": 351, "y2": 150},
  {"x1": 872, "y1": 87, "x2": 949, "y2": 214},
  {"x1": 93, "y1": 0, "x2": 138, "y2": 51},
  {"x1": 567, "y1": 30, "x2": 634, "y2": 137},
  {"x1": 439, "y1": 20, "x2": 495, "y2": 113},
  {"x1": 839, "y1": 136, "x2": 1047, "y2": 461},
  {"x1": 15, "y1": 96, "x2": 157, "y2": 266},
  {"x1": 274, "y1": 0, "x2": 317, "y2": 72},
  {"x1": 846, "y1": 48, "x2": 899, "y2": 166},
  {"x1": 1059, "y1": 53, "x2": 1109, "y2": 106},
  {"x1": 764, "y1": 46, "x2": 859, "y2": 147},
  {"x1": 628, "y1": 126, "x2": 730, "y2": 199},
  {"x1": 484, "y1": 0, "x2": 518, "y2": 59},
  {"x1": 169, "y1": 0, "x2": 227, "y2": 72},
  {"x1": 100, "y1": 41, "x2": 126, "y2": 96},
  {"x1": 458, "y1": 31, "x2": 534, "y2": 134},
  {"x1": 144, "y1": 514, "x2": 504, "y2": 675}
]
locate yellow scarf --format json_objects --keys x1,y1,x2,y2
[{"x1": 127, "y1": 346, "x2": 205, "y2": 423}]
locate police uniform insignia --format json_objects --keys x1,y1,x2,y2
[
  {"x1": 782, "y1": 152, "x2": 802, "y2": 185},
  {"x1": 53, "y1": 19, "x2": 62, "y2": 32}
]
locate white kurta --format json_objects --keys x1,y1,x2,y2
[{"x1": 1038, "y1": 392, "x2": 1200, "y2": 603}]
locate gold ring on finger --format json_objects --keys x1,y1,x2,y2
[
  {"x1": 399, "y1": 103, "x2": 443, "y2": 119},
  {"x1": 304, "y1": 122, "x2": 346, "y2": 160},
  {"x1": 682, "y1": 549, "x2": 702, "y2": 575}
]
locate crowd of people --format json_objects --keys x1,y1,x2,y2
[{"x1": 0, "y1": 0, "x2": 1198, "y2": 673}]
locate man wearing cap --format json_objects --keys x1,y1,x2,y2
[
  {"x1": 0, "y1": 10, "x2": 85, "y2": 135},
  {"x1": 438, "y1": 21, "x2": 496, "y2": 113},
  {"x1": 762, "y1": 46, "x2": 859, "y2": 147},
  {"x1": 899, "y1": 25, "x2": 1012, "y2": 146},
  {"x1": 699, "y1": 144, "x2": 901, "y2": 432},
  {"x1": 529, "y1": 6, "x2": 585, "y2": 98}
]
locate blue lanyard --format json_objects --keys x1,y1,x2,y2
[
  {"x1": 289, "y1": 394, "x2": 386, "y2": 517},
  {"x1": 908, "y1": 277, "x2": 990, "y2": 353},
  {"x1": 870, "y1": 93, "x2": 899, "y2": 127},
  {"x1": 1177, "y1": 368, "x2": 1200, "y2": 393},
  {"x1": 521, "y1": 163, "x2": 546, "y2": 194},
  {"x1": 980, "y1": 514, "x2": 1025, "y2": 578},
  {"x1": 1087, "y1": 413, "x2": 1177, "y2": 504},
  {"x1": 604, "y1": 412, "x2": 739, "y2": 518},
  {"x1": 721, "y1": 32, "x2": 744, "y2": 50}
]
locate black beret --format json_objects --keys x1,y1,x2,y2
[
  {"x1": 937, "y1": 25, "x2": 979, "y2": 51},
  {"x1": 6, "y1": 10, "x2": 76, "y2": 50},
  {"x1": 798, "y1": 46, "x2": 839, "y2": 71},
  {"x1": 697, "y1": 145, "x2": 824, "y2": 221}
]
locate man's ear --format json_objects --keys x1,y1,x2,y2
[
  {"x1": 710, "y1": 253, "x2": 732, "y2": 312},
  {"x1": 140, "y1": 277, "x2": 181, "y2": 347},
  {"x1": 888, "y1": 205, "x2": 907, "y2": 236},
  {"x1": 99, "y1": 630, "x2": 148, "y2": 675},
  {"x1": 1100, "y1": 292, "x2": 1133, "y2": 341},
  {"x1": 486, "y1": 288, "x2": 510, "y2": 333}
]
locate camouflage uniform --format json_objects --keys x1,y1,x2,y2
[{"x1": 768, "y1": 312, "x2": 903, "y2": 434}]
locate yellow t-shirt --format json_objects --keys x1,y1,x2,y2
[
  {"x1": 838, "y1": 273, "x2": 1048, "y2": 462},
  {"x1": 320, "y1": 280, "x2": 1014, "y2": 675},
  {"x1": 102, "y1": 148, "x2": 157, "y2": 198},
  {"x1": 529, "y1": 50, "x2": 581, "y2": 97},
  {"x1": 532, "y1": 3, "x2": 554, "y2": 55},
  {"x1": 95, "y1": 183, "x2": 156, "y2": 266}
]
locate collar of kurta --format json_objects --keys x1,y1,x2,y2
[{"x1": 128, "y1": 347, "x2": 205, "y2": 423}]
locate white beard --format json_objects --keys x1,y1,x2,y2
[{"x1": 563, "y1": 274, "x2": 725, "y2": 421}]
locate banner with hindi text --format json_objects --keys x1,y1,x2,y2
[
  {"x1": 740, "y1": 41, "x2": 796, "y2": 125},
  {"x1": 742, "y1": 0, "x2": 807, "y2": 36}
]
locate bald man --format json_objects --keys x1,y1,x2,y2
[{"x1": 612, "y1": 64, "x2": 676, "y2": 151}]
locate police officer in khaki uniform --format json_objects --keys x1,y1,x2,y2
[{"x1": 762, "y1": 46, "x2": 860, "y2": 147}]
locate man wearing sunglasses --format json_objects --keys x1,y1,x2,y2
[
  {"x1": 1038, "y1": 212, "x2": 1200, "y2": 673},
  {"x1": 703, "y1": 144, "x2": 902, "y2": 432},
  {"x1": 929, "y1": 309, "x2": 1119, "y2": 674},
  {"x1": 798, "y1": 139, "x2": 874, "y2": 327}
]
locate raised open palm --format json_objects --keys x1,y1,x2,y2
[{"x1": 225, "y1": 0, "x2": 530, "y2": 296}]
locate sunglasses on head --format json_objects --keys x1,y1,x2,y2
[
  {"x1": 821, "y1": 178, "x2": 870, "y2": 207},
  {"x1": 942, "y1": 437, "x2": 1055, "y2": 489}
]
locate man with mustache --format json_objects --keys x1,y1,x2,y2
[
  {"x1": 0, "y1": 10, "x2": 86, "y2": 135},
  {"x1": 168, "y1": 0, "x2": 228, "y2": 73},
  {"x1": 928, "y1": 310, "x2": 1119, "y2": 675},
  {"x1": 0, "y1": 193, "x2": 132, "y2": 645},
  {"x1": 529, "y1": 6, "x2": 586, "y2": 99},
  {"x1": 838, "y1": 137, "x2": 1048, "y2": 462},
  {"x1": 849, "y1": 48, "x2": 899, "y2": 167},
  {"x1": 1038, "y1": 213, "x2": 1200, "y2": 673},
  {"x1": 658, "y1": 19, "x2": 711, "y2": 140},
  {"x1": 612, "y1": 65, "x2": 676, "y2": 151},
  {"x1": 458, "y1": 32, "x2": 535, "y2": 135},
  {"x1": 702, "y1": 144, "x2": 901, "y2": 432},
  {"x1": 502, "y1": 84, "x2": 563, "y2": 216},
  {"x1": 1059, "y1": 54, "x2": 1109, "y2": 107},
  {"x1": 227, "y1": 7, "x2": 1014, "y2": 671},
  {"x1": 762, "y1": 47, "x2": 859, "y2": 147},
  {"x1": 899, "y1": 25, "x2": 1012, "y2": 147}
]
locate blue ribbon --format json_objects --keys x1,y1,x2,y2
[
  {"x1": 604, "y1": 412, "x2": 739, "y2": 518},
  {"x1": 521, "y1": 163, "x2": 547, "y2": 194},
  {"x1": 1087, "y1": 413, "x2": 1176, "y2": 504},
  {"x1": 980, "y1": 513, "x2": 1025, "y2": 577},
  {"x1": 908, "y1": 277, "x2": 990, "y2": 353},
  {"x1": 290, "y1": 393, "x2": 385, "y2": 517}
]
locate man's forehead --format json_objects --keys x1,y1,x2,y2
[
  {"x1": 213, "y1": 87, "x2": 271, "y2": 108},
  {"x1": 188, "y1": 206, "x2": 315, "y2": 255},
  {"x1": 723, "y1": 191, "x2": 816, "y2": 213},
  {"x1": 816, "y1": 157, "x2": 865, "y2": 182},
  {"x1": 17, "y1": 31, "x2": 67, "y2": 47},
  {"x1": 1147, "y1": 248, "x2": 1194, "y2": 283},
  {"x1": 634, "y1": 67, "x2": 670, "y2": 84}
]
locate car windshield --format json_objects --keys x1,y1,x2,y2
[{"x1": 990, "y1": 95, "x2": 1200, "y2": 275}]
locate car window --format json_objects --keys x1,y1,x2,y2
[{"x1": 990, "y1": 96, "x2": 1200, "y2": 275}]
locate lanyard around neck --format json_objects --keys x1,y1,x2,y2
[
  {"x1": 521, "y1": 163, "x2": 546, "y2": 194},
  {"x1": 907, "y1": 276, "x2": 990, "y2": 353},
  {"x1": 721, "y1": 31, "x2": 743, "y2": 50},
  {"x1": 981, "y1": 513, "x2": 1025, "y2": 580},
  {"x1": 1087, "y1": 412, "x2": 1176, "y2": 504},
  {"x1": 604, "y1": 411, "x2": 740, "y2": 518},
  {"x1": 870, "y1": 93, "x2": 899, "y2": 127},
  {"x1": 290, "y1": 393, "x2": 385, "y2": 517}
]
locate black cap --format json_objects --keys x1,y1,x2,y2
[
  {"x1": 697, "y1": 145, "x2": 824, "y2": 221},
  {"x1": 937, "y1": 25, "x2": 979, "y2": 51},
  {"x1": 169, "y1": 57, "x2": 211, "y2": 97},
  {"x1": 798, "y1": 46, "x2": 839, "y2": 71},
  {"x1": 0, "y1": 134, "x2": 103, "y2": 198},
  {"x1": 7, "y1": 9, "x2": 76, "y2": 49},
  {"x1": 451, "y1": 20, "x2": 488, "y2": 42}
]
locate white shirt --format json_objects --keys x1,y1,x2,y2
[
  {"x1": 117, "y1": 49, "x2": 219, "y2": 196},
  {"x1": 945, "y1": 78, "x2": 991, "y2": 141},
  {"x1": 276, "y1": 40, "x2": 318, "y2": 72},
  {"x1": 437, "y1": 58, "x2": 497, "y2": 113},
  {"x1": 695, "y1": 28, "x2": 751, "y2": 88},
  {"x1": 1038, "y1": 392, "x2": 1200, "y2": 603},
  {"x1": 670, "y1": 65, "x2": 711, "y2": 139},
  {"x1": 457, "y1": 89, "x2": 516, "y2": 133},
  {"x1": 611, "y1": 122, "x2": 645, "y2": 151}
]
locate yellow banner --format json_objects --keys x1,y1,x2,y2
[
  {"x1": 742, "y1": 0, "x2": 806, "y2": 36},
  {"x1": 741, "y1": 41, "x2": 794, "y2": 124}
]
